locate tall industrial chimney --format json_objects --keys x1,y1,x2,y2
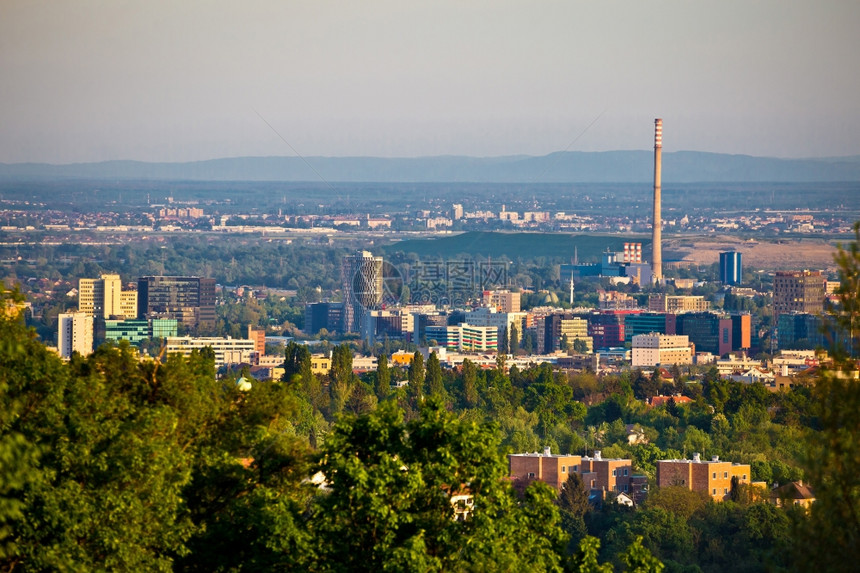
[{"x1": 651, "y1": 118, "x2": 663, "y2": 284}]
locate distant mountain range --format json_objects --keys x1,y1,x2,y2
[{"x1": 2, "y1": 151, "x2": 860, "y2": 183}]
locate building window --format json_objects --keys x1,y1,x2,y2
[
  {"x1": 591, "y1": 480, "x2": 596, "y2": 488},
  {"x1": 724, "y1": 488, "x2": 728, "y2": 494},
  {"x1": 681, "y1": 479, "x2": 685, "y2": 485},
  {"x1": 713, "y1": 489, "x2": 717, "y2": 495},
  {"x1": 612, "y1": 469, "x2": 617, "y2": 476},
  {"x1": 573, "y1": 465, "x2": 578, "y2": 472},
  {"x1": 723, "y1": 471, "x2": 728, "y2": 479},
  {"x1": 623, "y1": 469, "x2": 628, "y2": 476},
  {"x1": 713, "y1": 472, "x2": 717, "y2": 479},
  {"x1": 562, "y1": 466, "x2": 567, "y2": 473},
  {"x1": 528, "y1": 472, "x2": 535, "y2": 479},
  {"x1": 743, "y1": 474, "x2": 747, "y2": 480}
]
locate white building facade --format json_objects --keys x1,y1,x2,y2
[
  {"x1": 58, "y1": 312, "x2": 94, "y2": 358},
  {"x1": 631, "y1": 333, "x2": 693, "y2": 368},
  {"x1": 166, "y1": 336, "x2": 256, "y2": 367}
]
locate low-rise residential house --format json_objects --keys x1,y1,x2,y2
[
  {"x1": 625, "y1": 424, "x2": 649, "y2": 445},
  {"x1": 310, "y1": 354, "x2": 332, "y2": 375},
  {"x1": 442, "y1": 485, "x2": 474, "y2": 521},
  {"x1": 727, "y1": 367, "x2": 775, "y2": 385},
  {"x1": 248, "y1": 365, "x2": 284, "y2": 381},
  {"x1": 648, "y1": 395, "x2": 693, "y2": 407},
  {"x1": 772, "y1": 480, "x2": 815, "y2": 509},
  {"x1": 390, "y1": 351, "x2": 415, "y2": 367}
]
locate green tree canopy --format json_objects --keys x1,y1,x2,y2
[{"x1": 310, "y1": 400, "x2": 568, "y2": 572}]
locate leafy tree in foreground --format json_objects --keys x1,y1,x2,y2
[
  {"x1": 789, "y1": 222, "x2": 860, "y2": 571},
  {"x1": 558, "y1": 472, "x2": 591, "y2": 549},
  {"x1": 570, "y1": 535, "x2": 663, "y2": 573},
  {"x1": 309, "y1": 400, "x2": 567, "y2": 572},
  {"x1": 0, "y1": 294, "x2": 208, "y2": 570},
  {"x1": 376, "y1": 352, "x2": 391, "y2": 399},
  {"x1": 407, "y1": 350, "x2": 425, "y2": 400},
  {"x1": 330, "y1": 343, "x2": 355, "y2": 414},
  {"x1": 425, "y1": 351, "x2": 445, "y2": 398},
  {"x1": 283, "y1": 340, "x2": 312, "y2": 384}
]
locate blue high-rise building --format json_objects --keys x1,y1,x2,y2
[{"x1": 719, "y1": 251, "x2": 742, "y2": 285}]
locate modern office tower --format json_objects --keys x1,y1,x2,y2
[
  {"x1": 776, "y1": 312, "x2": 851, "y2": 351},
  {"x1": 773, "y1": 270, "x2": 826, "y2": 322},
  {"x1": 648, "y1": 294, "x2": 710, "y2": 313},
  {"x1": 78, "y1": 274, "x2": 138, "y2": 319},
  {"x1": 538, "y1": 314, "x2": 593, "y2": 354},
  {"x1": 413, "y1": 312, "x2": 450, "y2": 345},
  {"x1": 631, "y1": 334, "x2": 693, "y2": 368},
  {"x1": 248, "y1": 326, "x2": 266, "y2": 355},
  {"x1": 730, "y1": 314, "x2": 752, "y2": 352},
  {"x1": 425, "y1": 323, "x2": 498, "y2": 352},
  {"x1": 777, "y1": 313, "x2": 819, "y2": 350},
  {"x1": 304, "y1": 302, "x2": 344, "y2": 335},
  {"x1": 342, "y1": 251, "x2": 383, "y2": 333},
  {"x1": 137, "y1": 276, "x2": 216, "y2": 332},
  {"x1": 719, "y1": 252, "x2": 743, "y2": 285},
  {"x1": 459, "y1": 323, "x2": 499, "y2": 352},
  {"x1": 57, "y1": 312, "x2": 94, "y2": 358},
  {"x1": 675, "y1": 312, "x2": 733, "y2": 356},
  {"x1": 624, "y1": 313, "x2": 675, "y2": 344},
  {"x1": 651, "y1": 118, "x2": 663, "y2": 284},
  {"x1": 361, "y1": 309, "x2": 414, "y2": 344},
  {"x1": 656, "y1": 454, "x2": 752, "y2": 502},
  {"x1": 452, "y1": 204, "x2": 464, "y2": 220},
  {"x1": 104, "y1": 318, "x2": 179, "y2": 346},
  {"x1": 587, "y1": 311, "x2": 632, "y2": 348},
  {"x1": 482, "y1": 290, "x2": 521, "y2": 313},
  {"x1": 424, "y1": 324, "x2": 462, "y2": 351},
  {"x1": 465, "y1": 306, "x2": 527, "y2": 343}
]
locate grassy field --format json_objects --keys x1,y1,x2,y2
[{"x1": 383, "y1": 231, "x2": 649, "y2": 262}]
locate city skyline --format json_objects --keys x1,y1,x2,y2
[{"x1": 2, "y1": 1, "x2": 859, "y2": 164}]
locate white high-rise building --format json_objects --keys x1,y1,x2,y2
[
  {"x1": 342, "y1": 251, "x2": 383, "y2": 333},
  {"x1": 58, "y1": 312, "x2": 94, "y2": 358}
]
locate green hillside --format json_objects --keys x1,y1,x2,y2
[{"x1": 383, "y1": 231, "x2": 649, "y2": 262}]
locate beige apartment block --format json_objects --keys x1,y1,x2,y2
[
  {"x1": 509, "y1": 449, "x2": 633, "y2": 494},
  {"x1": 79, "y1": 274, "x2": 137, "y2": 319},
  {"x1": 656, "y1": 454, "x2": 751, "y2": 501},
  {"x1": 648, "y1": 294, "x2": 710, "y2": 313},
  {"x1": 632, "y1": 333, "x2": 693, "y2": 368}
]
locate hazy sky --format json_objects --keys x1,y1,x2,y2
[{"x1": 2, "y1": 0, "x2": 859, "y2": 163}]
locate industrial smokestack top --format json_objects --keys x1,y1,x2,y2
[{"x1": 651, "y1": 118, "x2": 663, "y2": 284}]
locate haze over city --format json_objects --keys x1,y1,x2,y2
[{"x1": 2, "y1": 0, "x2": 860, "y2": 164}]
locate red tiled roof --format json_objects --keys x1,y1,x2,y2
[{"x1": 649, "y1": 395, "x2": 693, "y2": 407}]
